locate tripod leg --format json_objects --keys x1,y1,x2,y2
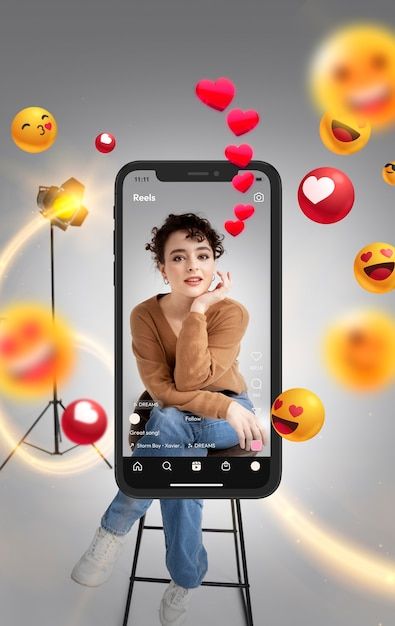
[
  {"x1": 235, "y1": 500, "x2": 254, "y2": 626},
  {"x1": 91, "y1": 443, "x2": 113, "y2": 469},
  {"x1": 123, "y1": 514, "x2": 146, "y2": 626},
  {"x1": 0, "y1": 402, "x2": 52, "y2": 471}
]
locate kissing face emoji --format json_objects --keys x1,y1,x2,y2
[
  {"x1": 0, "y1": 304, "x2": 74, "y2": 399},
  {"x1": 271, "y1": 388, "x2": 325, "y2": 442},
  {"x1": 382, "y1": 161, "x2": 395, "y2": 185},
  {"x1": 311, "y1": 25, "x2": 395, "y2": 128},
  {"x1": 354, "y1": 242, "x2": 395, "y2": 293},
  {"x1": 319, "y1": 110, "x2": 371, "y2": 154},
  {"x1": 11, "y1": 107, "x2": 58, "y2": 153}
]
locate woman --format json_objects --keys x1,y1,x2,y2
[{"x1": 71, "y1": 213, "x2": 265, "y2": 626}]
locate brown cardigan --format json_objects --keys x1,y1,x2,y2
[{"x1": 130, "y1": 294, "x2": 249, "y2": 419}]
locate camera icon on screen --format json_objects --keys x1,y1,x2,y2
[{"x1": 253, "y1": 192, "x2": 264, "y2": 202}]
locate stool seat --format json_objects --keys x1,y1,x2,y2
[{"x1": 129, "y1": 391, "x2": 258, "y2": 458}]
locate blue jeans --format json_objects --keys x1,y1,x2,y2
[{"x1": 101, "y1": 391, "x2": 254, "y2": 588}]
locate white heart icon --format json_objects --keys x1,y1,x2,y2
[
  {"x1": 74, "y1": 401, "x2": 98, "y2": 424},
  {"x1": 302, "y1": 176, "x2": 335, "y2": 204},
  {"x1": 101, "y1": 133, "x2": 112, "y2": 144}
]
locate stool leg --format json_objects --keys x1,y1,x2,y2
[
  {"x1": 123, "y1": 514, "x2": 146, "y2": 626},
  {"x1": 234, "y1": 500, "x2": 254, "y2": 626}
]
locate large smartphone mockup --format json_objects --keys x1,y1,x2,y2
[{"x1": 114, "y1": 161, "x2": 282, "y2": 498}]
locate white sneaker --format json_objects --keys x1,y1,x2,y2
[
  {"x1": 71, "y1": 527, "x2": 127, "y2": 587},
  {"x1": 159, "y1": 580, "x2": 196, "y2": 626}
]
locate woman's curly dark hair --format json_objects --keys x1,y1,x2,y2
[{"x1": 145, "y1": 213, "x2": 225, "y2": 266}]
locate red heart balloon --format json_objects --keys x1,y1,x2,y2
[
  {"x1": 273, "y1": 398, "x2": 283, "y2": 410},
  {"x1": 361, "y1": 252, "x2": 372, "y2": 262},
  {"x1": 227, "y1": 109, "x2": 260, "y2": 136},
  {"x1": 225, "y1": 144, "x2": 253, "y2": 167},
  {"x1": 381, "y1": 248, "x2": 393, "y2": 258},
  {"x1": 289, "y1": 405, "x2": 303, "y2": 418},
  {"x1": 234, "y1": 204, "x2": 255, "y2": 220},
  {"x1": 195, "y1": 77, "x2": 236, "y2": 111},
  {"x1": 224, "y1": 220, "x2": 244, "y2": 237},
  {"x1": 232, "y1": 171, "x2": 255, "y2": 193}
]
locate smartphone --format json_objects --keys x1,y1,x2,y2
[{"x1": 114, "y1": 161, "x2": 282, "y2": 498}]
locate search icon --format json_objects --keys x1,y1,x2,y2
[{"x1": 162, "y1": 461, "x2": 172, "y2": 471}]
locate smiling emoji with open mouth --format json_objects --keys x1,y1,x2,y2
[
  {"x1": 0, "y1": 303, "x2": 74, "y2": 399},
  {"x1": 271, "y1": 388, "x2": 325, "y2": 442},
  {"x1": 320, "y1": 110, "x2": 371, "y2": 154},
  {"x1": 354, "y1": 242, "x2": 395, "y2": 293}
]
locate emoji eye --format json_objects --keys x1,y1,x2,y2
[
  {"x1": 21, "y1": 123, "x2": 30, "y2": 130},
  {"x1": 41, "y1": 114, "x2": 49, "y2": 120},
  {"x1": 360, "y1": 251, "x2": 372, "y2": 263},
  {"x1": 371, "y1": 54, "x2": 387, "y2": 69},
  {"x1": 21, "y1": 321, "x2": 41, "y2": 340},
  {"x1": 333, "y1": 65, "x2": 350, "y2": 81},
  {"x1": 0, "y1": 336, "x2": 17, "y2": 357}
]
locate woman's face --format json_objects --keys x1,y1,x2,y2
[{"x1": 160, "y1": 230, "x2": 216, "y2": 298}]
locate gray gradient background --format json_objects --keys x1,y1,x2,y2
[
  {"x1": 122, "y1": 173, "x2": 271, "y2": 456},
  {"x1": 0, "y1": 1, "x2": 394, "y2": 625}
]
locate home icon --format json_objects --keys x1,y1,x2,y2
[{"x1": 132, "y1": 461, "x2": 143, "y2": 472}]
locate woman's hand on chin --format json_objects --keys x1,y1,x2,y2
[{"x1": 190, "y1": 271, "x2": 231, "y2": 314}]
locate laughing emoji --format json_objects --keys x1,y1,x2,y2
[
  {"x1": 311, "y1": 24, "x2": 395, "y2": 129},
  {"x1": 271, "y1": 388, "x2": 325, "y2": 442},
  {"x1": 0, "y1": 303, "x2": 74, "y2": 399},
  {"x1": 354, "y1": 242, "x2": 395, "y2": 293},
  {"x1": 319, "y1": 110, "x2": 371, "y2": 154},
  {"x1": 382, "y1": 161, "x2": 395, "y2": 185}
]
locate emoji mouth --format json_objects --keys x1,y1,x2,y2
[
  {"x1": 272, "y1": 415, "x2": 298, "y2": 435},
  {"x1": 331, "y1": 120, "x2": 360, "y2": 142},
  {"x1": 7, "y1": 342, "x2": 56, "y2": 383},
  {"x1": 348, "y1": 84, "x2": 391, "y2": 115},
  {"x1": 364, "y1": 262, "x2": 394, "y2": 281},
  {"x1": 37, "y1": 124, "x2": 45, "y2": 135}
]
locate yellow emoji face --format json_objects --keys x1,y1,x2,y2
[
  {"x1": 354, "y1": 242, "x2": 395, "y2": 293},
  {"x1": 324, "y1": 310, "x2": 395, "y2": 390},
  {"x1": 311, "y1": 25, "x2": 395, "y2": 128},
  {"x1": 0, "y1": 304, "x2": 74, "y2": 399},
  {"x1": 271, "y1": 388, "x2": 325, "y2": 442},
  {"x1": 11, "y1": 107, "x2": 58, "y2": 153},
  {"x1": 382, "y1": 161, "x2": 395, "y2": 185},
  {"x1": 319, "y1": 110, "x2": 371, "y2": 154}
]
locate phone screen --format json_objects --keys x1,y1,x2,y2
[{"x1": 115, "y1": 162, "x2": 281, "y2": 498}]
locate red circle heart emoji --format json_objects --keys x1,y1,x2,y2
[
  {"x1": 224, "y1": 220, "x2": 244, "y2": 237},
  {"x1": 361, "y1": 252, "x2": 372, "y2": 262},
  {"x1": 289, "y1": 405, "x2": 304, "y2": 418},
  {"x1": 195, "y1": 77, "x2": 235, "y2": 111},
  {"x1": 273, "y1": 398, "x2": 283, "y2": 410},
  {"x1": 380, "y1": 248, "x2": 393, "y2": 258},
  {"x1": 44, "y1": 122, "x2": 52, "y2": 130},
  {"x1": 234, "y1": 204, "x2": 255, "y2": 220},
  {"x1": 227, "y1": 109, "x2": 260, "y2": 136},
  {"x1": 225, "y1": 144, "x2": 253, "y2": 168},
  {"x1": 232, "y1": 171, "x2": 255, "y2": 193}
]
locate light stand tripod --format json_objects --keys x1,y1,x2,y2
[{"x1": 0, "y1": 218, "x2": 112, "y2": 471}]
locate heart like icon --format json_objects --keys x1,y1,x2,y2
[
  {"x1": 234, "y1": 204, "x2": 255, "y2": 220},
  {"x1": 101, "y1": 133, "x2": 112, "y2": 144},
  {"x1": 74, "y1": 401, "x2": 98, "y2": 424},
  {"x1": 44, "y1": 122, "x2": 52, "y2": 130},
  {"x1": 195, "y1": 77, "x2": 236, "y2": 111},
  {"x1": 232, "y1": 171, "x2": 255, "y2": 193},
  {"x1": 224, "y1": 220, "x2": 245, "y2": 237},
  {"x1": 302, "y1": 176, "x2": 335, "y2": 204},
  {"x1": 227, "y1": 109, "x2": 260, "y2": 136},
  {"x1": 225, "y1": 144, "x2": 253, "y2": 168}
]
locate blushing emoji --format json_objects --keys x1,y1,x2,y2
[
  {"x1": 0, "y1": 304, "x2": 74, "y2": 399},
  {"x1": 271, "y1": 388, "x2": 325, "y2": 442},
  {"x1": 324, "y1": 310, "x2": 395, "y2": 390},
  {"x1": 382, "y1": 161, "x2": 395, "y2": 185},
  {"x1": 11, "y1": 107, "x2": 58, "y2": 153},
  {"x1": 319, "y1": 110, "x2": 371, "y2": 154},
  {"x1": 311, "y1": 24, "x2": 395, "y2": 128},
  {"x1": 354, "y1": 242, "x2": 395, "y2": 293}
]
